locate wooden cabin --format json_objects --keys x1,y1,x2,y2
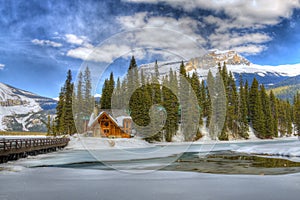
[{"x1": 88, "y1": 111, "x2": 132, "y2": 138}]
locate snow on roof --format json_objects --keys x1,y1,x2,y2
[
  {"x1": 88, "y1": 110, "x2": 131, "y2": 128},
  {"x1": 115, "y1": 116, "x2": 132, "y2": 127},
  {"x1": 87, "y1": 112, "x2": 96, "y2": 127}
]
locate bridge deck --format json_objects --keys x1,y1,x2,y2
[{"x1": 0, "y1": 137, "x2": 70, "y2": 163}]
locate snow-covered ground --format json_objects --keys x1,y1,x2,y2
[
  {"x1": 1, "y1": 135, "x2": 298, "y2": 173},
  {"x1": 0, "y1": 136, "x2": 300, "y2": 200},
  {"x1": 0, "y1": 135, "x2": 47, "y2": 139},
  {"x1": 66, "y1": 135, "x2": 154, "y2": 150},
  {"x1": 0, "y1": 167, "x2": 300, "y2": 200}
]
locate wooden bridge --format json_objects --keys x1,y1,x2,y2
[{"x1": 0, "y1": 137, "x2": 70, "y2": 163}]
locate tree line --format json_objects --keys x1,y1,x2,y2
[
  {"x1": 100, "y1": 56, "x2": 299, "y2": 141},
  {"x1": 47, "y1": 67, "x2": 93, "y2": 136},
  {"x1": 48, "y1": 56, "x2": 300, "y2": 140}
]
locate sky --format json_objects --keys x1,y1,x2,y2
[{"x1": 0, "y1": 0, "x2": 300, "y2": 98}]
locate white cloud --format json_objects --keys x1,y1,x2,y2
[
  {"x1": 66, "y1": 14, "x2": 207, "y2": 62},
  {"x1": 94, "y1": 93, "x2": 101, "y2": 98},
  {"x1": 122, "y1": 0, "x2": 300, "y2": 55},
  {"x1": 123, "y1": 0, "x2": 300, "y2": 26},
  {"x1": 0, "y1": 63, "x2": 5, "y2": 70},
  {"x1": 67, "y1": 43, "x2": 133, "y2": 63},
  {"x1": 233, "y1": 44, "x2": 268, "y2": 55},
  {"x1": 65, "y1": 34, "x2": 88, "y2": 45},
  {"x1": 31, "y1": 39, "x2": 62, "y2": 47},
  {"x1": 209, "y1": 32, "x2": 272, "y2": 55},
  {"x1": 117, "y1": 13, "x2": 207, "y2": 59}
]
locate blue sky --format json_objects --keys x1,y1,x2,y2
[{"x1": 0, "y1": 0, "x2": 300, "y2": 98}]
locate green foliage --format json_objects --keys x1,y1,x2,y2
[
  {"x1": 98, "y1": 57, "x2": 300, "y2": 142},
  {"x1": 294, "y1": 92, "x2": 300, "y2": 135},
  {"x1": 249, "y1": 78, "x2": 264, "y2": 138},
  {"x1": 55, "y1": 69, "x2": 76, "y2": 135}
]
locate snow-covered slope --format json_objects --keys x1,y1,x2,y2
[{"x1": 0, "y1": 82, "x2": 57, "y2": 131}]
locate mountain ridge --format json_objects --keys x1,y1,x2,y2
[
  {"x1": 0, "y1": 82, "x2": 57, "y2": 131},
  {"x1": 139, "y1": 49, "x2": 300, "y2": 90}
]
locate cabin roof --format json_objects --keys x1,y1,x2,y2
[{"x1": 88, "y1": 110, "x2": 131, "y2": 128}]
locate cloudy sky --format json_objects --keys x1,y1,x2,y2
[{"x1": 0, "y1": 0, "x2": 300, "y2": 97}]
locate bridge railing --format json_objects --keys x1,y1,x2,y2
[{"x1": 0, "y1": 138, "x2": 70, "y2": 152}]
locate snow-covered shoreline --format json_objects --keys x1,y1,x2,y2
[
  {"x1": 0, "y1": 135, "x2": 47, "y2": 139},
  {"x1": 233, "y1": 140, "x2": 300, "y2": 157},
  {"x1": 65, "y1": 135, "x2": 154, "y2": 150},
  {"x1": 156, "y1": 135, "x2": 299, "y2": 146}
]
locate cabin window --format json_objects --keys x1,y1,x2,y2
[{"x1": 104, "y1": 129, "x2": 109, "y2": 134}]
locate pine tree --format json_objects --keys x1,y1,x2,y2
[
  {"x1": 249, "y1": 78, "x2": 265, "y2": 138},
  {"x1": 83, "y1": 67, "x2": 93, "y2": 116},
  {"x1": 214, "y1": 71, "x2": 228, "y2": 140},
  {"x1": 270, "y1": 91, "x2": 278, "y2": 137},
  {"x1": 191, "y1": 71, "x2": 203, "y2": 126},
  {"x1": 238, "y1": 75, "x2": 249, "y2": 138},
  {"x1": 55, "y1": 70, "x2": 76, "y2": 135},
  {"x1": 112, "y1": 77, "x2": 122, "y2": 109},
  {"x1": 64, "y1": 70, "x2": 76, "y2": 135},
  {"x1": 46, "y1": 115, "x2": 51, "y2": 136},
  {"x1": 127, "y1": 56, "x2": 139, "y2": 97},
  {"x1": 100, "y1": 79, "x2": 109, "y2": 109},
  {"x1": 179, "y1": 61, "x2": 186, "y2": 78},
  {"x1": 74, "y1": 71, "x2": 84, "y2": 133},
  {"x1": 294, "y1": 93, "x2": 300, "y2": 136},
  {"x1": 178, "y1": 61, "x2": 198, "y2": 141},
  {"x1": 286, "y1": 100, "x2": 293, "y2": 136},
  {"x1": 244, "y1": 80, "x2": 250, "y2": 118},
  {"x1": 260, "y1": 85, "x2": 273, "y2": 138},
  {"x1": 162, "y1": 74, "x2": 179, "y2": 142},
  {"x1": 55, "y1": 86, "x2": 66, "y2": 134},
  {"x1": 226, "y1": 71, "x2": 239, "y2": 138},
  {"x1": 278, "y1": 100, "x2": 287, "y2": 136},
  {"x1": 206, "y1": 70, "x2": 214, "y2": 129}
]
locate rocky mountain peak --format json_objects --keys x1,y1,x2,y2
[{"x1": 185, "y1": 49, "x2": 251, "y2": 71}]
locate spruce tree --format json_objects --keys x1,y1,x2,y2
[
  {"x1": 178, "y1": 61, "x2": 198, "y2": 141},
  {"x1": 249, "y1": 78, "x2": 264, "y2": 138},
  {"x1": 46, "y1": 115, "x2": 51, "y2": 136},
  {"x1": 55, "y1": 70, "x2": 77, "y2": 135},
  {"x1": 270, "y1": 91, "x2": 278, "y2": 137},
  {"x1": 238, "y1": 75, "x2": 249, "y2": 138},
  {"x1": 260, "y1": 85, "x2": 273, "y2": 138},
  {"x1": 206, "y1": 70, "x2": 214, "y2": 129},
  {"x1": 83, "y1": 67, "x2": 93, "y2": 116},
  {"x1": 100, "y1": 79, "x2": 109, "y2": 109},
  {"x1": 191, "y1": 71, "x2": 203, "y2": 126},
  {"x1": 74, "y1": 71, "x2": 84, "y2": 133},
  {"x1": 286, "y1": 101, "x2": 293, "y2": 136},
  {"x1": 294, "y1": 93, "x2": 300, "y2": 136},
  {"x1": 278, "y1": 100, "x2": 287, "y2": 136},
  {"x1": 55, "y1": 87, "x2": 66, "y2": 134}
]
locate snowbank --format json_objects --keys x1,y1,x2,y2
[
  {"x1": 66, "y1": 135, "x2": 154, "y2": 150},
  {"x1": 234, "y1": 141, "x2": 300, "y2": 157},
  {"x1": 0, "y1": 135, "x2": 47, "y2": 139}
]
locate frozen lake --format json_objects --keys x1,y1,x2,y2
[{"x1": 1, "y1": 139, "x2": 300, "y2": 199}]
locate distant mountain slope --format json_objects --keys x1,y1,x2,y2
[
  {"x1": 140, "y1": 49, "x2": 300, "y2": 88},
  {"x1": 0, "y1": 82, "x2": 57, "y2": 131},
  {"x1": 268, "y1": 75, "x2": 300, "y2": 101}
]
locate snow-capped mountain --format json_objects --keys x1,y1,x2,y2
[
  {"x1": 139, "y1": 49, "x2": 300, "y2": 87},
  {"x1": 0, "y1": 82, "x2": 57, "y2": 131}
]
